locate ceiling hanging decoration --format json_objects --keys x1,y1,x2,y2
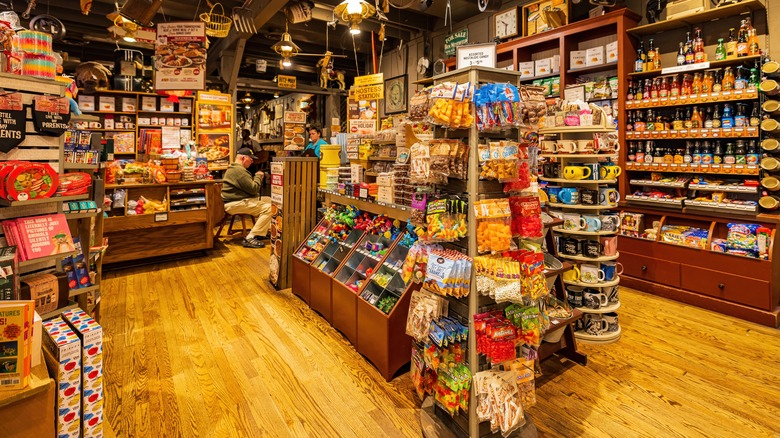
[
  {"x1": 199, "y1": 2, "x2": 233, "y2": 38},
  {"x1": 333, "y1": 0, "x2": 376, "y2": 35},
  {"x1": 271, "y1": 21, "x2": 300, "y2": 67},
  {"x1": 113, "y1": 0, "x2": 164, "y2": 27}
]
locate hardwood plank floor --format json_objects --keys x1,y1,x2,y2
[{"x1": 101, "y1": 241, "x2": 780, "y2": 438}]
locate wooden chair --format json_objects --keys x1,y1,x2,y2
[{"x1": 213, "y1": 184, "x2": 256, "y2": 238}]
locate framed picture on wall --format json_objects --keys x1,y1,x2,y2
[{"x1": 384, "y1": 75, "x2": 407, "y2": 115}]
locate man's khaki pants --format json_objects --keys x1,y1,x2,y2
[{"x1": 224, "y1": 196, "x2": 272, "y2": 239}]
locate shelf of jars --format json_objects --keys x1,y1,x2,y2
[{"x1": 625, "y1": 161, "x2": 760, "y2": 175}]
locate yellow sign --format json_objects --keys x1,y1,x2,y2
[
  {"x1": 354, "y1": 73, "x2": 384, "y2": 87},
  {"x1": 354, "y1": 84, "x2": 384, "y2": 101},
  {"x1": 278, "y1": 75, "x2": 297, "y2": 89}
]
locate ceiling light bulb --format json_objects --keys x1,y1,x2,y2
[
  {"x1": 282, "y1": 58, "x2": 292, "y2": 67},
  {"x1": 245, "y1": 104, "x2": 251, "y2": 109},
  {"x1": 280, "y1": 44, "x2": 293, "y2": 53},
  {"x1": 123, "y1": 35, "x2": 137, "y2": 43},
  {"x1": 346, "y1": 0, "x2": 363, "y2": 15},
  {"x1": 349, "y1": 22, "x2": 361, "y2": 34},
  {"x1": 274, "y1": 93, "x2": 280, "y2": 98}
]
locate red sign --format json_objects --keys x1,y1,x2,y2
[{"x1": 271, "y1": 174, "x2": 283, "y2": 186}]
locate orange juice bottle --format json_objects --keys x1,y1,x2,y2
[
  {"x1": 722, "y1": 67, "x2": 735, "y2": 91},
  {"x1": 692, "y1": 73, "x2": 702, "y2": 95},
  {"x1": 702, "y1": 71, "x2": 714, "y2": 93}
]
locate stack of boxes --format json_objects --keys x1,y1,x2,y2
[
  {"x1": 42, "y1": 308, "x2": 103, "y2": 438},
  {"x1": 570, "y1": 41, "x2": 618, "y2": 68},
  {"x1": 376, "y1": 172, "x2": 394, "y2": 204}
]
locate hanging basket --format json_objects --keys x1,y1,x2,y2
[{"x1": 199, "y1": 3, "x2": 232, "y2": 38}]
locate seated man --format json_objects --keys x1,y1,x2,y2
[{"x1": 222, "y1": 148, "x2": 271, "y2": 248}]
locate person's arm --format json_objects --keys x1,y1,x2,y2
[{"x1": 234, "y1": 168, "x2": 264, "y2": 196}]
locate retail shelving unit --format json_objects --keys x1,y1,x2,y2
[
  {"x1": 616, "y1": 0, "x2": 779, "y2": 327},
  {"x1": 309, "y1": 229, "x2": 365, "y2": 322},
  {"x1": 0, "y1": 73, "x2": 104, "y2": 317},
  {"x1": 291, "y1": 218, "x2": 333, "y2": 305},
  {"x1": 541, "y1": 123, "x2": 623, "y2": 343}
]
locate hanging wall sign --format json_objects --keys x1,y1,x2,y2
[
  {"x1": 0, "y1": 93, "x2": 26, "y2": 153},
  {"x1": 278, "y1": 75, "x2": 297, "y2": 89},
  {"x1": 456, "y1": 43, "x2": 497, "y2": 69},
  {"x1": 154, "y1": 22, "x2": 207, "y2": 91},
  {"x1": 444, "y1": 29, "x2": 469, "y2": 57},
  {"x1": 32, "y1": 96, "x2": 71, "y2": 136}
]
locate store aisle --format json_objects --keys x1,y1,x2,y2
[{"x1": 101, "y1": 242, "x2": 780, "y2": 438}]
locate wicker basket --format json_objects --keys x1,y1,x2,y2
[
  {"x1": 199, "y1": 3, "x2": 232, "y2": 38},
  {"x1": 166, "y1": 170, "x2": 182, "y2": 183}
]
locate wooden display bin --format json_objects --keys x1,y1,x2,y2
[
  {"x1": 309, "y1": 230, "x2": 365, "y2": 323},
  {"x1": 331, "y1": 233, "x2": 399, "y2": 344},
  {"x1": 290, "y1": 218, "x2": 333, "y2": 305},
  {"x1": 357, "y1": 281, "x2": 418, "y2": 381}
]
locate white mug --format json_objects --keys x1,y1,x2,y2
[
  {"x1": 541, "y1": 140, "x2": 557, "y2": 153},
  {"x1": 580, "y1": 264, "x2": 606, "y2": 284},
  {"x1": 563, "y1": 213, "x2": 586, "y2": 231},
  {"x1": 557, "y1": 140, "x2": 577, "y2": 153}
]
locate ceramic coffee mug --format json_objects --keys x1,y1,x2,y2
[
  {"x1": 88, "y1": 121, "x2": 102, "y2": 129},
  {"x1": 580, "y1": 188, "x2": 598, "y2": 206},
  {"x1": 605, "y1": 285, "x2": 620, "y2": 303},
  {"x1": 603, "y1": 312, "x2": 619, "y2": 332},
  {"x1": 562, "y1": 265, "x2": 581, "y2": 282},
  {"x1": 601, "y1": 236, "x2": 618, "y2": 256},
  {"x1": 547, "y1": 185, "x2": 562, "y2": 203},
  {"x1": 559, "y1": 188, "x2": 580, "y2": 204},
  {"x1": 543, "y1": 163, "x2": 560, "y2": 178},
  {"x1": 541, "y1": 140, "x2": 557, "y2": 153},
  {"x1": 563, "y1": 166, "x2": 592, "y2": 180},
  {"x1": 577, "y1": 139, "x2": 595, "y2": 153},
  {"x1": 584, "y1": 289, "x2": 609, "y2": 308},
  {"x1": 566, "y1": 286, "x2": 584, "y2": 308},
  {"x1": 580, "y1": 264, "x2": 606, "y2": 283},
  {"x1": 601, "y1": 261, "x2": 623, "y2": 281},
  {"x1": 600, "y1": 213, "x2": 620, "y2": 232},
  {"x1": 563, "y1": 213, "x2": 586, "y2": 231},
  {"x1": 583, "y1": 240, "x2": 603, "y2": 258},
  {"x1": 582, "y1": 163, "x2": 600, "y2": 181},
  {"x1": 582, "y1": 215, "x2": 602, "y2": 232},
  {"x1": 561, "y1": 237, "x2": 581, "y2": 256},
  {"x1": 599, "y1": 165, "x2": 622, "y2": 180},
  {"x1": 557, "y1": 140, "x2": 577, "y2": 153},
  {"x1": 599, "y1": 188, "x2": 620, "y2": 206},
  {"x1": 583, "y1": 314, "x2": 609, "y2": 335}
]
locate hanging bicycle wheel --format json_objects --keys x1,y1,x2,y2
[{"x1": 478, "y1": 0, "x2": 502, "y2": 13}]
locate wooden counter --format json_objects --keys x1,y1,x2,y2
[
  {"x1": 103, "y1": 180, "x2": 219, "y2": 264},
  {"x1": 0, "y1": 364, "x2": 55, "y2": 438}
]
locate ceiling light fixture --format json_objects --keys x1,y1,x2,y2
[
  {"x1": 241, "y1": 92, "x2": 255, "y2": 106},
  {"x1": 274, "y1": 92, "x2": 280, "y2": 98},
  {"x1": 272, "y1": 22, "x2": 300, "y2": 66},
  {"x1": 113, "y1": 16, "x2": 138, "y2": 43},
  {"x1": 334, "y1": 0, "x2": 376, "y2": 36}
]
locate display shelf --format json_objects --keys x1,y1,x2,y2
[
  {"x1": 545, "y1": 308, "x2": 584, "y2": 334},
  {"x1": 69, "y1": 284, "x2": 100, "y2": 298},
  {"x1": 629, "y1": 179, "x2": 687, "y2": 188},
  {"x1": 64, "y1": 162, "x2": 100, "y2": 170},
  {"x1": 319, "y1": 189, "x2": 411, "y2": 222},
  {"x1": 548, "y1": 203, "x2": 617, "y2": 210},
  {"x1": 86, "y1": 129, "x2": 136, "y2": 132},
  {"x1": 64, "y1": 209, "x2": 103, "y2": 220},
  {"x1": 558, "y1": 252, "x2": 620, "y2": 262},
  {"x1": 552, "y1": 227, "x2": 619, "y2": 236},
  {"x1": 628, "y1": 56, "x2": 763, "y2": 79},
  {"x1": 369, "y1": 140, "x2": 396, "y2": 145},
  {"x1": 368, "y1": 156, "x2": 397, "y2": 162},
  {"x1": 80, "y1": 110, "x2": 136, "y2": 115},
  {"x1": 575, "y1": 325, "x2": 622, "y2": 343},
  {"x1": 136, "y1": 111, "x2": 193, "y2": 115},
  {"x1": 540, "y1": 126, "x2": 615, "y2": 134},
  {"x1": 626, "y1": 127, "x2": 759, "y2": 140},
  {"x1": 565, "y1": 277, "x2": 621, "y2": 288},
  {"x1": 625, "y1": 162, "x2": 761, "y2": 175},
  {"x1": 626, "y1": 88, "x2": 759, "y2": 108},
  {"x1": 576, "y1": 302, "x2": 621, "y2": 314},
  {"x1": 0, "y1": 193, "x2": 90, "y2": 207},
  {"x1": 70, "y1": 114, "x2": 100, "y2": 122},
  {"x1": 539, "y1": 177, "x2": 617, "y2": 184},
  {"x1": 519, "y1": 72, "x2": 560, "y2": 82},
  {"x1": 626, "y1": 0, "x2": 766, "y2": 36},
  {"x1": 544, "y1": 261, "x2": 574, "y2": 279},
  {"x1": 540, "y1": 153, "x2": 619, "y2": 159},
  {"x1": 256, "y1": 137, "x2": 284, "y2": 144},
  {"x1": 19, "y1": 251, "x2": 77, "y2": 270},
  {"x1": 685, "y1": 200, "x2": 758, "y2": 213},
  {"x1": 39, "y1": 302, "x2": 79, "y2": 320},
  {"x1": 625, "y1": 196, "x2": 685, "y2": 208},
  {"x1": 567, "y1": 62, "x2": 618, "y2": 75},
  {"x1": 688, "y1": 185, "x2": 759, "y2": 194}
]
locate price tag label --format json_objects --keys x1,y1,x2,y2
[
  {"x1": 669, "y1": 164, "x2": 678, "y2": 169},
  {"x1": 660, "y1": 97, "x2": 668, "y2": 103},
  {"x1": 690, "y1": 129, "x2": 699, "y2": 136},
  {"x1": 700, "y1": 129, "x2": 710, "y2": 136},
  {"x1": 154, "y1": 213, "x2": 168, "y2": 222},
  {"x1": 711, "y1": 92, "x2": 720, "y2": 99},
  {"x1": 712, "y1": 164, "x2": 721, "y2": 170},
  {"x1": 670, "y1": 96, "x2": 678, "y2": 101},
  {"x1": 679, "y1": 129, "x2": 688, "y2": 136},
  {"x1": 722, "y1": 91, "x2": 732, "y2": 97},
  {"x1": 734, "y1": 89, "x2": 744, "y2": 96},
  {"x1": 651, "y1": 98, "x2": 659, "y2": 104},
  {"x1": 700, "y1": 93, "x2": 708, "y2": 99},
  {"x1": 643, "y1": 163, "x2": 651, "y2": 168},
  {"x1": 747, "y1": 127, "x2": 758, "y2": 135},
  {"x1": 661, "y1": 130, "x2": 669, "y2": 136}
]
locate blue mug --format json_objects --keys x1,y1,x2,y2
[
  {"x1": 547, "y1": 185, "x2": 562, "y2": 203},
  {"x1": 582, "y1": 215, "x2": 602, "y2": 232},
  {"x1": 601, "y1": 261, "x2": 623, "y2": 281},
  {"x1": 559, "y1": 187, "x2": 580, "y2": 205}
]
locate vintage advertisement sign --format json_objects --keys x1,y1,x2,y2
[
  {"x1": 278, "y1": 75, "x2": 297, "y2": 89},
  {"x1": 155, "y1": 22, "x2": 207, "y2": 91},
  {"x1": 444, "y1": 29, "x2": 469, "y2": 56}
]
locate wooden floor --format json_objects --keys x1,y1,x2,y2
[{"x1": 101, "y1": 241, "x2": 780, "y2": 438}]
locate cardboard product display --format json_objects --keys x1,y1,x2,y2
[
  {"x1": 62, "y1": 308, "x2": 103, "y2": 438},
  {"x1": 42, "y1": 317, "x2": 81, "y2": 438}
]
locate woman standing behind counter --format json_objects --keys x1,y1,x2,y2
[{"x1": 303, "y1": 126, "x2": 327, "y2": 159}]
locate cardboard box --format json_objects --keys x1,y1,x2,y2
[
  {"x1": 377, "y1": 186, "x2": 395, "y2": 204},
  {"x1": 376, "y1": 173, "x2": 394, "y2": 187},
  {"x1": 606, "y1": 41, "x2": 618, "y2": 64},
  {"x1": 570, "y1": 50, "x2": 586, "y2": 69},
  {"x1": 551, "y1": 54, "x2": 561, "y2": 73},
  {"x1": 518, "y1": 61, "x2": 535, "y2": 78},
  {"x1": 62, "y1": 308, "x2": 103, "y2": 438},
  {"x1": 32, "y1": 311, "x2": 41, "y2": 367},
  {"x1": 586, "y1": 46, "x2": 605, "y2": 66},
  {"x1": 534, "y1": 58, "x2": 551, "y2": 77},
  {"x1": 42, "y1": 317, "x2": 81, "y2": 438}
]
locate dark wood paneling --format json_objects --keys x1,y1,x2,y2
[
  {"x1": 331, "y1": 281, "x2": 358, "y2": 345},
  {"x1": 309, "y1": 268, "x2": 333, "y2": 323},
  {"x1": 680, "y1": 265, "x2": 772, "y2": 310},
  {"x1": 291, "y1": 256, "x2": 311, "y2": 304},
  {"x1": 621, "y1": 251, "x2": 681, "y2": 288}
]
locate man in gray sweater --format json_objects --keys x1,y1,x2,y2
[{"x1": 221, "y1": 148, "x2": 271, "y2": 248}]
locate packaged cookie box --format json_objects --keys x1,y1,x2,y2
[
  {"x1": 62, "y1": 308, "x2": 104, "y2": 438},
  {"x1": 42, "y1": 317, "x2": 82, "y2": 438}
]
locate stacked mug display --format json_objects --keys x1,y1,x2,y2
[
  {"x1": 558, "y1": 234, "x2": 618, "y2": 258},
  {"x1": 562, "y1": 261, "x2": 623, "y2": 285},
  {"x1": 539, "y1": 133, "x2": 620, "y2": 155},
  {"x1": 567, "y1": 284, "x2": 621, "y2": 337},
  {"x1": 546, "y1": 184, "x2": 620, "y2": 206},
  {"x1": 760, "y1": 65, "x2": 780, "y2": 210}
]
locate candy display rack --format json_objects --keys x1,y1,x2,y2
[
  {"x1": 331, "y1": 232, "x2": 400, "y2": 345},
  {"x1": 356, "y1": 233, "x2": 416, "y2": 381},
  {"x1": 309, "y1": 228, "x2": 365, "y2": 323},
  {"x1": 291, "y1": 218, "x2": 333, "y2": 304}
]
